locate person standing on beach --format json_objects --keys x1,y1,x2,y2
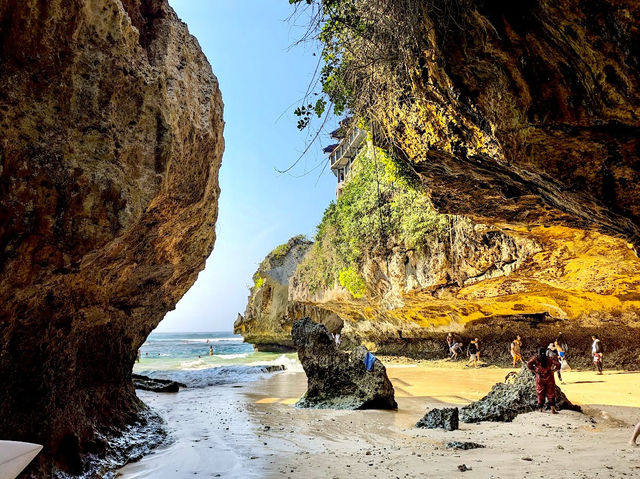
[
  {"x1": 527, "y1": 347, "x2": 561, "y2": 414},
  {"x1": 510, "y1": 335, "x2": 522, "y2": 367},
  {"x1": 557, "y1": 333, "x2": 568, "y2": 355},
  {"x1": 555, "y1": 339, "x2": 569, "y2": 383},
  {"x1": 466, "y1": 338, "x2": 480, "y2": 368},
  {"x1": 591, "y1": 335, "x2": 604, "y2": 374}
]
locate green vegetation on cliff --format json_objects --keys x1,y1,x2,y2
[{"x1": 297, "y1": 142, "x2": 450, "y2": 295}]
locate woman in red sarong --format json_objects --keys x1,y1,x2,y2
[{"x1": 527, "y1": 347, "x2": 561, "y2": 414}]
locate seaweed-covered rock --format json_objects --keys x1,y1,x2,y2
[
  {"x1": 292, "y1": 318, "x2": 397, "y2": 409},
  {"x1": 416, "y1": 407, "x2": 459, "y2": 431},
  {"x1": 460, "y1": 367, "x2": 581, "y2": 423}
]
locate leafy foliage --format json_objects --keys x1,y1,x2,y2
[
  {"x1": 290, "y1": 0, "x2": 449, "y2": 131},
  {"x1": 338, "y1": 266, "x2": 366, "y2": 298},
  {"x1": 296, "y1": 142, "x2": 450, "y2": 296}
]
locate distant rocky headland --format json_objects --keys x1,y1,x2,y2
[{"x1": 0, "y1": 0, "x2": 224, "y2": 475}]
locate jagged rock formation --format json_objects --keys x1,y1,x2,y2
[
  {"x1": 363, "y1": 0, "x2": 640, "y2": 249},
  {"x1": 460, "y1": 367, "x2": 581, "y2": 423},
  {"x1": 415, "y1": 407, "x2": 459, "y2": 431},
  {"x1": 234, "y1": 235, "x2": 339, "y2": 350},
  {"x1": 292, "y1": 318, "x2": 397, "y2": 409},
  {"x1": 287, "y1": 219, "x2": 640, "y2": 365},
  {"x1": 0, "y1": 0, "x2": 224, "y2": 476}
]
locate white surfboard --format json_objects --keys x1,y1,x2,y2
[{"x1": 0, "y1": 441, "x2": 43, "y2": 479}]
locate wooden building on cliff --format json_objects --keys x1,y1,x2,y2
[{"x1": 324, "y1": 121, "x2": 367, "y2": 197}]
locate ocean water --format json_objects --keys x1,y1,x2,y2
[{"x1": 134, "y1": 332, "x2": 298, "y2": 388}]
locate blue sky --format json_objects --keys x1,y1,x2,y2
[{"x1": 156, "y1": 1, "x2": 336, "y2": 332}]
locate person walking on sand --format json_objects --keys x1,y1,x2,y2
[
  {"x1": 555, "y1": 339, "x2": 570, "y2": 381},
  {"x1": 451, "y1": 341, "x2": 463, "y2": 360},
  {"x1": 527, "y1": 347, "x2": 561, "y2": 414},
  {"x1": 510, "y1": 335, "x2": 523, "y2": 367},
  {"x1": 591, "y1": 335, "x2": 604, "y2": 374},
  {"x1": 465, "y1": 338, "x2": 480, "y2": 368},
  {"x1": 547, "y1": 342, "x2": 563, "y2": 383},
  {"x1": 629, "y1": 422, "x2": 640, "y2": 446},
  {"x1": 446, "y1": 333, "x2": 454, "y2": 358}
]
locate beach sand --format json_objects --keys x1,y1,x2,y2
[{"x1": 117, "y1": 361, "x2": 640, "y2": 478}]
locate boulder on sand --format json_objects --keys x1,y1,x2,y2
[
  {"x1": 415, "y1": 407, "x2": 459, "y2": 430},
  {"x1": 291, "y1": 318, "x2": 397, "y2": 409},
  {"x1": 460, "y1": 366, "x2": 581, "y2": 423}
]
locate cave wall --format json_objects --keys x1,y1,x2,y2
[{"x1": 0, "y1": 0, "x2": 224, "y2": 474}]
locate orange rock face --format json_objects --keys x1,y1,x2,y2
[
  {"x1": 379, "y1": 0, "x2": 640, "y2": 246},
  {"x1": 0, "y1": 0, "x2": 223, "y2": 474}
]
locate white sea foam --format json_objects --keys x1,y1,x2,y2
[
  {"x1": 212, "y1": 353, "x2": 249, "y2": 360},
  {"x1": 247, "y1": 354, "x2": 303, "y2": 373},
  {"x1": 183, "y1": 337, "x2": 244, "y2": 343},
  {"x1": 179, "y1": 358, "x2": 209, "y2": 370},
  {"x1": 140, "y1": 365, "x2": 284, "y2": 388}
]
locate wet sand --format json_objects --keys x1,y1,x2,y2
[{"x1": 117, "y1": 362, "x2": 640, "y2": 478}]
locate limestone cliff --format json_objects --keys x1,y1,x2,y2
[
  {"x1": 0, "y1": 0, "x2": 224, "y2": 475},
  {"x1": 234, "y1": 236, "x2": 329, "y2": 350},
  {"x1": 239, "y1": 0, "x2": 640, "y2": 367}
]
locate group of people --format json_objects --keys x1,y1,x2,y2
[
  {"x1": 446, "y1": 332, "x2": 608, "y2": 414},
  {"x1": 445, "y1": 334, "x2": 481, "y2": 367},
  {"x1": 447, "y1": 333, "x2": 604, "y2": 373}
]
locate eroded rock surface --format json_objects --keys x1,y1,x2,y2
[
  {"x1": 235, "y1": 235, "x2": 340, "y2": 350},
  {"x1": 415, "y1": 407, "x2": 459, "y2": 431},
  {"x1": 0, "y1": 0, "x2": 223, "y2": 475},
  {"x1": 292, "y1": 318, "x2": 397, "y2": 409},
  {"x1": 372, "y1": 0, "x2": 640, "y2": 248},
  {"x1": 460, "y1": 367, "x2": 581, "y2": 423}
]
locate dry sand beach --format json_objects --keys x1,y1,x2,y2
[{"x1": 117, "y1": 361, "x2": 640, "y2": 479}]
